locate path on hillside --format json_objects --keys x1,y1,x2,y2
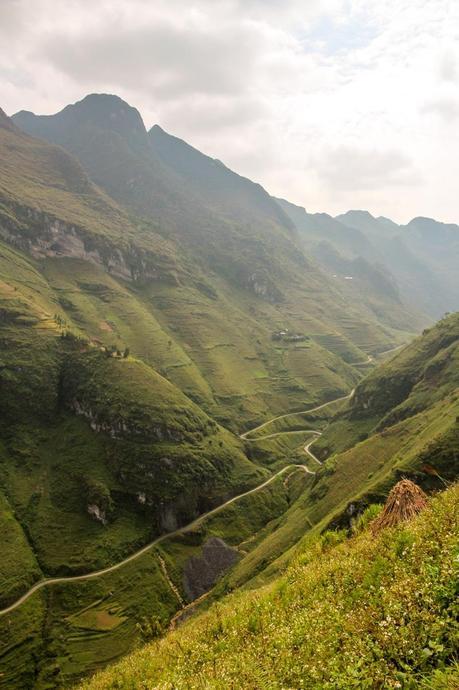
[
  {"x1": 0, "y1": 464, "x2": 314, "y2": 617},
  {"x1": 240, "y1": 392, "x2": 353, "y2": 440},
  {"x1": 377, "y1": 343, "x2": 405, "y2": 357},
  {"x1": 238, "y1": 342, "x2": 405, "y2": 468},
  {"x1": 0, "y1": 390, "x2": 355, "y2": 617},
  {"x1": 347, "y1": 342, "x2": 406, "y2": 367},
  {"x1": 239, "y1": 389, "x2": 355, "y2": 472},
  {"x1": 0, "y1": 340, "x2": 409, "y2": 616}
]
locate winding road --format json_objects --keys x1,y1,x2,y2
[
  {"x1": 240, "y1": 393, "x2": 352, "y2": 440},
  {"x1": 0, "y1": 390, "x2": 354, "y2": 617},
  {"x1": 0, "y1": 463, "x2": 312, "y2": 617}
]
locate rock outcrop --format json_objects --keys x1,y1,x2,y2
[{"x1": 183, "y1": 537, "x2": 240, "y2": 600}]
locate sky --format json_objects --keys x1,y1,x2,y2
[{"x1": 1, "y1": 0, "x2": 458, "y2": 223}]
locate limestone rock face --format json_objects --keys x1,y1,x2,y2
[
  {"x1": 87, "y1": 503, "x2": 107, "y2": 525},
  {"x1": 0, "y1": 206, "x2": 177, "y2": 285}
]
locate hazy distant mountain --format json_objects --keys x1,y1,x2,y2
[
  {"x1": 336, "y1": 210, "x2": 459, "y2": 317},
  {"x1": 276, "y1": 199, "x2": 459, "y2": 319},
  {"x1": 276, "y1": 198, "x2": 427, "y2": 332}
]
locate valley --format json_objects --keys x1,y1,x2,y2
[{"x1": 0, "y1": 95, "x2": 458, "y2": 688}]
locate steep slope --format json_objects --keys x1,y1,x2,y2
[
  {"x1": 13, "y1": 94, "x2": 297, "y2": 294},
  {"x1": 0, "y1": 239, "x2": 263, "y2": 580},
  {"x1": 0, "y1": 105, "x2": 180, "y2": 283},
  {"x1": 149, "y1": 123, "x2": 292, "y2": 229},
  {"x1": 10, "y1": 95, "x2": 419, "y2": 425},
  {"x1": 210, "y1": 311, "x2": 459, "y2": 594},
  {"x1": 80, "y1": 483, "x2": 459, "y2": 690},
  {"x1": 307, "y1": 311, "x2": 459, "y2": 523},
  {"x1": 2, "y1": 97, "x2": 458, "y2": 687}
]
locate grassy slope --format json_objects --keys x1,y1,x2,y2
[
  {"x1": 0, "y1": 239, "x2": 266, "y2": 583},
  {"x1": 214, "y1": 314, "x2": 459, "y2": 592},
  {"x1": 80, "y1": 483, "x2": 459, "y2": 690},
  {"x1": 1, "y1": 100, "x2": 457, "y2": 687},
  {"x1": 0, "y1": 467, "x2": 311, "y2": 688},
  {"x1": 0, "y1": 256, "x2": 457, "y2": 686},
  {"x1": 313, "y1": 311, "x2": 459, "y2": 460}
]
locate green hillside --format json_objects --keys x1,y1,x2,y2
[
  {"x1": 168, "y1": 312, "x2": 459, "y2": 622},
  {"x1": 80, "y1": 482, "x2": 459, "y2": 690},
  {"x1": 1, "y1": 96, "x2": 458, "y2": 688},
  {"x1": 0, "y1": 269, "x2": 457, "y2": 688}
]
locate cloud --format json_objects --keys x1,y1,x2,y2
[
  {"x1": 422, "y1": 98, "x2": 459, "y2": 123},
  {"x1": 315, "y1": 147, "x2": 418, "y2": 191},
  {"x1": 438, "y1": 51, "x2": 458, "y2": 83},
  {"x1": 1, "y1": 0, "x2": 459, "y2": 223},
  {"x1": 41, "y1": 19, "x2": 265, "y2": 100}
]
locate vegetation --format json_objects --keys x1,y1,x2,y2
[
  {"x1": 80, "y1": 483, "x2": 459, "y2": 690},
  {"x1": 0, "y1": 98, "x2": 458, "y2": 688}
]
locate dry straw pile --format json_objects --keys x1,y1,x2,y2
[{"x1": 372, "y1": 479, "x2": 428, "y2": 532}]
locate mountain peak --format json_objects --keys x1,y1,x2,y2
[
  {"x1": 0, "y1": 107, "x2": 15, "y2": 131},
  {"x1": 62, "y1": 93, "x2": 147, "y2": 136},
  {"x1": 339, "y1": 209, "x2": 376, "y2": 221},
  {"x1": 13, "y1": 93, "x2": 148, "y2": 144},
  {"x1": 407, "y1": 216, "x2": 438, "y2": 227}
]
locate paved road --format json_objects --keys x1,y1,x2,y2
[
  {"x1": 240, "y1": 391, "x2": 353, "y2": 440},
  {"x1": 303, "y1": 433, "x2": 323, "y2": 467},
  {"x1": 0, "y1": 390, "x2": 354, "y2": 617},
  {"x1": 0, "y1": 464, "x2": 313, "y2": 616}
]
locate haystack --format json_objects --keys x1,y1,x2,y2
[{"x1": 372, "y1": 479, "x2": 427, "y2": 533}]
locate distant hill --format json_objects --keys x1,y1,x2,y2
[
  {"x1": 277, "y1": 198, "x2": 459, "y2": 320},
  {"x1": 1, "y1": 95, "x2": 458, "y2": 687},
  {"x1": 276, "y1": 198, "x2": 428, "y2": 333},
  {"x1": 337, "y1": 210, "x2": 459, "y2": 317}
]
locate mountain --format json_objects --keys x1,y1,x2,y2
[
  {"x1": 277, "y1": 199, "x2": 459, "y2": 320},
  {"x1": 13, "y1": 94, "x2": 296, "y2": 276},
  {"x1": 337, "y1": 210, "x2": 459, "y2": 318},
  {"x1": 276, "y1": 198, "x2": 428, "y2": 334},
  {"x1": 1, "y1": 95, "x2": 458, "y2": 687},
  {"x1": 11, "y1": 95, "x2": 418, "y2": 423}
]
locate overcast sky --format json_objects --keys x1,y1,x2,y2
[{"x1": 1, "y1": 0, "x2": 458, "y2": 223}]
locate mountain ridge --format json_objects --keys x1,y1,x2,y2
[{"x1": 1, "y1": 93, "x2": 458, "y2": 688}]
